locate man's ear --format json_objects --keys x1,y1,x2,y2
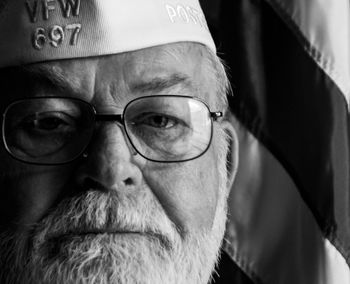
[{"x1": 221, "y1": 114, "x2": 239, "y2": 190}]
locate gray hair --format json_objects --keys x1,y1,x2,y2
[{"x1": 161, "y1": 42, "x2": 231, "y2": 114}]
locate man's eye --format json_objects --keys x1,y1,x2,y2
[
  {"x1": 30, "y1": 117, "x2": 65, "y2": 130},
  {"x1": 132, "y1": 113, "x2": 179, "y2": 129},
  {"x1": 20, "y1": 112, "x2": 75, "y2": 133}
]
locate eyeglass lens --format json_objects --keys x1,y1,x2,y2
[{"x1": 2, "y1": 96, "x2": 213, "y2": 164}]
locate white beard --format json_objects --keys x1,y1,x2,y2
[{"x1": 0, "y1": 137, "x2": 229, "y2": 284}]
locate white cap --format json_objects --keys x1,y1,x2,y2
[{"x1": 0, "y1": 0, "x2": 216, "y2": 68}]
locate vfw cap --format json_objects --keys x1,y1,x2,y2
[{"x1": 0, "y1": 0, "x2": 215, "y2": 68}]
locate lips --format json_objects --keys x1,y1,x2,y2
[
  {"x1": 52, "y1": 230, "x2": 143, "y2": 239},
  {"x1": 46, "y1": 228, "x2": 172, "y2": 250}
]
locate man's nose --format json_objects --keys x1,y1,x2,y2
[{"x1": 75, "y1": 123, "x2": 143, "y2": 192}]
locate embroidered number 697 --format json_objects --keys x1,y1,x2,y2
[{"x1": 32, "y1": 23, "x2": 82, "y2": 50}]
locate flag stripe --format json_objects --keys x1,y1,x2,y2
[
  {"x1": 324, "y1": 239, "x2": 350, "y2": 284},
  {"x1": 265, "y1": 0, "x2": 350, "y2": 107}
]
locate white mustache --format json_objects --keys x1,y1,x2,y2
[{"x1": 31, "y1": 190, "x2": 179, "y2": 251}]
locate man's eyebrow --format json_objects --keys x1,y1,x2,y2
[
  {"x1": 130, "y1": 74, "x2": 193, "y2": 93},
  {"x1": 20, "y1": 65, "x2": 81, "y2": 95}
]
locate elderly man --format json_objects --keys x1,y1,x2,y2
[{"x1": 0, "y1": 0, "x2": 238, "y2": 283}]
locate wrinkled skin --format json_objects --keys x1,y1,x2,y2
[{"x1": 0, "y1": 43, "x2": 237, "y2": 283}]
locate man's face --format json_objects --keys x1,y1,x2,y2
[{"x1": 0, "y1": 43, "x2": 233, "y2": 283}]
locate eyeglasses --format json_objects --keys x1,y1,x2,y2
[{"x1": 2, "y1": 95, "x2": 222, "y2": 165}]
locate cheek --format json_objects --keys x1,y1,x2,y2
[
  {"x1": 0, "y1": 156, "x2": 74, "y2": 231},
  {"x1": 142, "y1": 152, "x2": 220, "y2": 234}
]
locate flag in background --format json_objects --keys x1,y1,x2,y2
[{"x1": 201, "y1": 0, "x2": 350, "y2": 283}]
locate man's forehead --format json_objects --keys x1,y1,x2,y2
[
  {"x1": 28, "y1": 43, "x2": 203, "y2": 84},
  {"x1": 1, "y1": 43, "x2": 214, "y2": 105}
]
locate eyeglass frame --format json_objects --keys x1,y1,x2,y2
[{"x1": 1, "y1": 95, "x2": 223, "y2": 165}]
